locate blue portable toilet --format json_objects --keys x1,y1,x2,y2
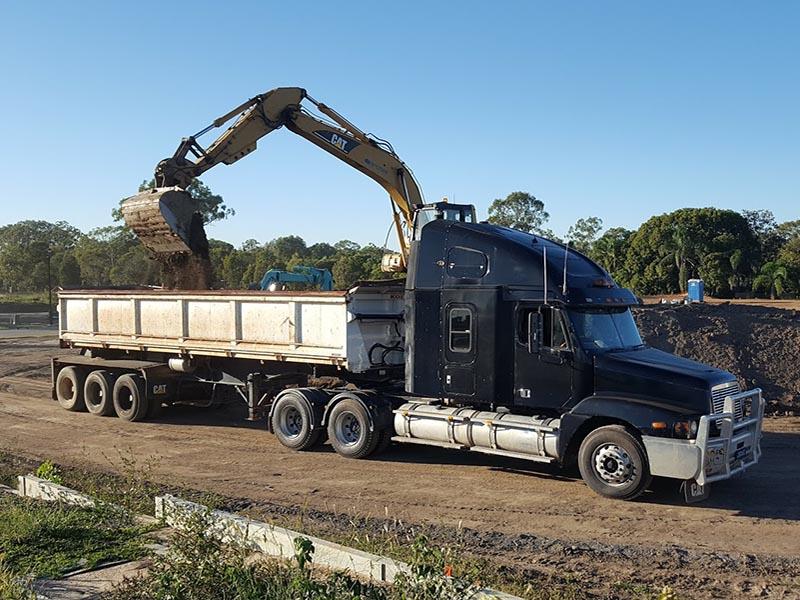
[{"x1": 687, "y1": 279, "x2": 704, "y2": 302}]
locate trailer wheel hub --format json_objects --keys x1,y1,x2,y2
[
  {"x1": 279, "y1": 407, "x2": 303, "y2": 438},
  {"x1": 593, "y1": 443, "x2": 634, "y2": 485}
]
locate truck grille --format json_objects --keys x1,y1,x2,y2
[{"x1": 711, "y1": 381, "x2": 743, "y2": 420}]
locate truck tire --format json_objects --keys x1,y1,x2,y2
[
  {"x1": 578, "y1": 425, "x2": 651, "y2": 500},
  {"x1": 112, "y1": 374, "x2": 149, "y2": 422},
  {"x1": 327, "y1": 398, "x2": 380, "y2": 459},
  {"x1": 55, "y1": 366, "x2": 86, "y2": 412},
  {"x1": 83, "y1": 370, "x2": 115, "y2": 416},
  {"x1": 271, "y1": 391, "x2": 322, "y2": 450}
]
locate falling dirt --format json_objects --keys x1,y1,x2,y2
[
  {"x1": 158, "y1": 252, "x2": 213, "y2": 290},
  {"x1": 633, "y1": 303, "x2": 800, "y2": 413}
]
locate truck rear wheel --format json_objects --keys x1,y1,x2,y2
[
  {"x1": 327, "y1": 398, "x2": 380, "y2": 459},
  {"x1": 56, "y1": 366, "x2": 86, "y2": 412},
  {"x1": 578, "y1": 425, "x2": 651, "y2": 500},
  {"x1": 84, "y1": 370, "x2": 115, "y2": 416},
  {"x1": 271, "y1": 391, "x2": 322, "y2": 450},
  {"x1": 112, "y1": 374, "x2": 149, "y2": 422}
]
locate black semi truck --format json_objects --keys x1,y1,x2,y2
[{"x1": 53, "y1": 203, "x2": 764, "y2": 501}]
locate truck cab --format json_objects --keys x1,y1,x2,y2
[{"x1": 400, "y1": 214, "x2": 764, "y2": 500}]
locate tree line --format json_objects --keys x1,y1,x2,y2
[
  {"x1": 1, "y1": 185, "x2": 797, "y2": 298},
  {"x1": 487, "y1": 191, "x2": 800, "y2": 299}
]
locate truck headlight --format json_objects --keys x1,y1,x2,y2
[{"x1": 673, "y1": 419, "x2": 699, "y2": 439}]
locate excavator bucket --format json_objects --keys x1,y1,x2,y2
[{"x1": 120, "y1": 187, "x2": 204, "y2": 255}]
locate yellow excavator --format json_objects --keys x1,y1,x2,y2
[{"x1": 121, "y1": 87, "x2": 429, "y2": 283}]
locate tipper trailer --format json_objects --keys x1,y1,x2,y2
[{"x1": 52, "y1": 207, "x2": 764, "y2": 501}]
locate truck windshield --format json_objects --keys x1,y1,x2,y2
[{"x1": 567, "y1": 308, "x2": 643, "y2": 351}]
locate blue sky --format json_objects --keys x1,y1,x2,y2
[{"x1": 1, "y1": 1, "x2": 797, "y2": 249}]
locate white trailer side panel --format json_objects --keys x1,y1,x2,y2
[{"x1": 58, "y1": 287, "x2": 405, "y2": 373}]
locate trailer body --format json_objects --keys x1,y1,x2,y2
[{"x1": 58, "y1": 286, "x2": 404, "y2": 373}]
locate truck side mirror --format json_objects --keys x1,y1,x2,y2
[{"x1": 527, "y1": 311, "x2": 543, "y2": 354}]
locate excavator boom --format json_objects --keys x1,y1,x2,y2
[{"x1": 122, "y1": 87, "x2": 424, "y2": 271}]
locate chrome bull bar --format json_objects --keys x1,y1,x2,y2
[
  {"x1": 642, "y1": 388, "x2": 764, "y2": 486},
  {"x1": 695, "y1": 388, "x2": 764, "y2": 486}
]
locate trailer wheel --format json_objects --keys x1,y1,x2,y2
[
  {"x1": 83, "y1": 370, "x2": 115, "y2": 416},
  {"x1": 327, "y1": 398, "x2": 380, "y2": 459},
  {"x1": 271, "y1": 391, "x2": 322, "y2": 450},
  {"x1": 112, "y1": 374, "x2": 149, "y2": 422},
  {"x1": 578, "y1": 425, "x2": 651, "y2": 500},
  {"x1": 55, "y1": 367, "x2": 86, "y2": 412}
]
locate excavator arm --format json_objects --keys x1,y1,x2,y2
[{"x1": 122, "y1": 87, "x2": 424, "y2": 270}]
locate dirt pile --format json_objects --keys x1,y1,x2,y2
[{"x1": 633, "y1": 303, "x2": 800, "y2": 413}]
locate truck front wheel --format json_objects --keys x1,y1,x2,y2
[{"x1": 578, "y1": 425, "x2": 651, "y2": 500}]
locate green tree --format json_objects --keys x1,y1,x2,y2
[
  {"x1": 334, "y1": 240, "x2": 360, "y2": 252},
  {"x1": 332, "y1": 245, "x2": 384, "y2": 288},
  {"x1": 268, "y1": 235, "x2": 307, "y2": 264},
  {"x1": 589, "y1": 227, "x2": 633, "y2": 284},
  {"x1": 566, "y1": 217, "x2": 603, "y2": 254},
  {"x1": 658, "y1": 224, "x2": 698, "y2": 293},
  {"x1": 58, "y1": 252, "x2": 81, "y2": 287},
  {"x1": 0, "y1": 220, "x2": 81, "y2": 292},
  {"x1": 752, "y1": 261, "x2": 788, "y2": 299},
  {"x1": 109, "y1": 246, "x2": 159, "y2": 286},
  {"x1": 113, "y1": 179, "x2": 234, "y2": 225},
  {"x1": 220, "y1": 250, "x2": 250, "y2": 289},
  {"x1": 74, "y1": 226, "x2": 141, "y2": 287},
  {"x1": 624, "y1": 208, "x2": 757, "y2": 296},
  {"x1": 487, "y1": 192, "x2": 551, "y2": 234}
]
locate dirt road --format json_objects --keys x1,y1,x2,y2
[{"x1": 1, "y1": 333, "x2": 798, "y2": 598}]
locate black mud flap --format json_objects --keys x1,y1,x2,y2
[{"x1": 681, "y1": 479, "x2": 710, "y2": 504}]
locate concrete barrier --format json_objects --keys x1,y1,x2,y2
[
  {"x1": 17, "y1": 475, "x2": 95, "y2": 507},
  {"x1": 155, "y1": 495, "x2": 522, "y2": 598},
  {"x1": 155, "y1": 494, "x2": 406, "y2": 582}
]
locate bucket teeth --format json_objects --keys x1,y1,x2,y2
[{"x1": 120, "y1": 187, "x2": 199, "y2": 255}]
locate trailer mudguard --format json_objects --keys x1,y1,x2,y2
[
  {"x1": 267, "y1": 388, "x2": 330, "y2": 433},
  {"x1": 321, "y1": 391, "x2": 393, "y2": 432}
]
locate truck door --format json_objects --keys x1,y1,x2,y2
[
  {"x1": 441, "y1": 303, "x2": 477, "y2": 396},
  {"x1": 514, "y1": 305, "x2": 574, "y2": 410}
]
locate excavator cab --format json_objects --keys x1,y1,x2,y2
[
  {"x1": 381, "y1": 202, "x2": 477, "y2": 272},
  {"x1": 412, "y1": 202, "x2": 476, "y2": 239}
]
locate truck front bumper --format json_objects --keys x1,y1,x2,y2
[{"x1": 642, "y1": 389, "x2": 764, "y2": 486}]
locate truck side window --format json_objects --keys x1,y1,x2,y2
[
  {"x1": 449, "y1": 307, "x2": 472, "y2": 352},
  {"x1": 551, "y1": 312, "x2": 569, "y2": 350},
  {"x1": 446, "y1": 247, "x2": 488, "y2": 279},
  {"x1": 518, "y1": 307, "x2": 569, "y2": 349}
]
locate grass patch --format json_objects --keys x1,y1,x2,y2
[
  {"x1": 106, "y1": 511, "x2": 480, "y2": 600},
  {"x1": 0, "y1": 494, "x2": 149, "y2": 580},
  {"x1": 0, "y1": 452, "x2": 675, "y2": 599}
]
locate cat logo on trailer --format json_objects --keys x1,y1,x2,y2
[{"x1": 153, "y1": 384, "x2": 168, "y2": 395}]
